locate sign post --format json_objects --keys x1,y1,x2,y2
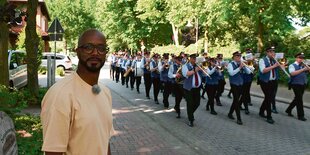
[{"x1": 47, "y1": 18, "x2": 64, "y2": 87}]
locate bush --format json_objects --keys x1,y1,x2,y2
[
  {"x1": 13, "y1": 114, "x2": 43, "y2": 155},
  {"x1": 56, "y1": 67, "x2": 65, "y2": 76},
  {"x1": 0, "y1": 85, "x2": 28, "y2": 115}
]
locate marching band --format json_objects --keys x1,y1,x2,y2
[{"x1": 108, "y1": 47, "x2": 309, "y2": 127}]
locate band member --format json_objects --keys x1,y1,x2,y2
[
  {"x1": 286, "y1": 52, "x2": 309, "y2": 121},
  {"x1": 125, "y1": 55, "x2": 134, "y2": 89},
  {"x1": 121, "y1": 54, "x2": 128, "y2": 86},
  {"x1": 111, "y1": 52, "x2": 117, "y2": 81},
  {"x1": 215, "y1": 54, "x2": 226, "y2": 106},
  {"x1": 258, "y1": 46, "x2": 282, "y2": 124},
  {"x1": 227, "y1": 51, "x2": 252, "y2": 125},
  {"x1": 150, "y1": 53, "x2": 161, "y2": 104},
  {"x1": 168, "y1": 56, "x2": 184, "y2": 118},
  {"x1": 119, "y1": 53, "x2": 126, "y2": 85},
  {"x1": 240, "y1": 50, "x2": 255, "y2": 114},
  {"x1": 182, "y1": 53, "x2": 203, "y2": 127},
  {"x1": 205, "y1": 58, "x2": 220, "y2": 115},
  {"x1": 141, "y1": 51, "x2": 152, "y2": 99},
  {"x1": 159, "y1": 53, "x2": 172, "y2": 108},
  {"x1": 115, "y1": 52, "x2": 122, "y2": 83},
  {"x1": 132, "y1": 53, "x2": 143, "y2": 94}
]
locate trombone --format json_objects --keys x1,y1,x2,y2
[
  {"x1": 271, "y1": 56, "x2": 291, "y2": 78},
  {"x1": 301, "y1": 60, "x2": 310, "y2": 70}
]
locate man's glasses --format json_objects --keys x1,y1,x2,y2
[{"x1": 78, "y1": 43, "x2": 108, "y2": 54}]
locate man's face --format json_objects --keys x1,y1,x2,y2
[
  {"x1": 296, "y1": 57, "x2": 303, "y2": 63},
  {"x1": 76, "y1": 32, "x2": 107, "y2": 72},
  {"x1": 267, "y1": 51, "x2": 275, "y2": 58},
  {"x1": 190, "y1": 57, "x2": 196, "y2": 64},
  {"x1": 234, "y1": 55, "x2": 241, "y2": 62}
]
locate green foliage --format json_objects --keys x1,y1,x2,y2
[
  {"x1": 13, "y1": 114, "x2": 43, "y2": 155},
  {"x1": 56, "y1": 67, "x2": 65, "y2": 76},
  {"x1": 38, "y1": 66, "x2": 47, "y2": 75},
  {"x1": 0, "y1": 85, "x2": 28, "y2": 115}
]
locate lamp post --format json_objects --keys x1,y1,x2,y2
[{"x1": 186, "y1": 17, "x2": 199, "y2": 55}]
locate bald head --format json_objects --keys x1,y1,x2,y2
[{"x1": 78, "y1": 29, "x2": 106, "y2": 47}]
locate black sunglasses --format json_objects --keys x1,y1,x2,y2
[{"x1": 78, "y1": 43, "x2": 108, "y2": 54}]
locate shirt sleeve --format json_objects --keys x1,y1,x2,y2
[
  {"x1": 168, "y1": 64, "x2": 176, "y2": 78},
  {"x1": 289, "y1": 64, "x2": 296, "y2": 73},
  {"x1": 259, "y1": 58, "x2": 266, "y2": 73},
  {"x1": 182, "y1": 64, "x2": 189, "y2": 78},
  {"x1": 228, "y1": 62, "x2": 240, "y2": 76},
  {"x1": 41, "y1": 90, "x2": 72, "y2": 152}
]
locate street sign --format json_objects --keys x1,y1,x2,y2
[
  {"x1": 49, "y1": 33, "x2": 63, "y2": 41},
  {"x1": 48, "y1": 18, "x2": 64, "y2": 33}
]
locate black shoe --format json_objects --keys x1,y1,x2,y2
[
  {"x1": 210, "y1": 111, "x2": 217, "y2": 115},
  {"x1": 137, "y1": 90, "x2": 140, "y2": 94},
  {"x1": 259, "y1": 113, "x2": 267, "y2": 118},
  {"x1": 266, "y1": 118, "x2": 275, "y2": 124},
  {"x1": 146, "y1": 96, "x2": 150, "y2": 99},
  {"x1": 248, "y1": 103, "x2": 253, "y2": 106},
  {"x1": 298, "y1": 117, "x2": 307, "y2": 121},
  {"x1": 206, "y1": 106, "x2": 210, "y2": 111},
  {"x1": 155, "y1": 101, "x2": 159, "y2": 104},
  {"x1": 245, "y1": 110, "x2": 250, "y2": 115},
  {"x1": 216, "y1": 103, "x2": 222, "y2": 106},
  {"x1": 228, "y1": 114, "x2": 235, "y2": 120},
  {"x1": 131, "y1": 88, "x2": 134, "y2": 90},
  {"x1": 201, "y1": 96, "x2": 206, "y2": 99},
  {"x1": 126, "y1": 85, "x2": 128, "y2": 88},
  {"x1": 271, "y1": 108, "x2": 278, "y2": 114},
  {"x1": 187, "y1": 121, "x2": 194, "y2": 127},
  {"x1": 285, "y1": 110, "x2": 293, "y2": 117},
  {"x1": 240, "y1": 106, "x2": 245, "y2": 110},
  {"x1": 237, "y1": 120, "x2": 243, "y2": 125},
  {"x1": 176, "y1": 113, "x2": 181, "y2": 118}
]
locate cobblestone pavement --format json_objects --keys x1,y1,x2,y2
[
  {"x1": 29, "y1": 66, "x2": 310, "y2": 155},
  {"x1": 98, "y1": 66, "x2": 310, "y2": 155}
]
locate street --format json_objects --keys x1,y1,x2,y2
[{"x1": 95, "y1": 65, "x2": 310, "y2": 155}]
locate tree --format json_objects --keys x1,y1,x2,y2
[
  {"x1": 25, "y1": 0, "x2": 40, "y2": 103},
  {"x1": 0, "y1": 2, "x2": 17, "y2": 87}
]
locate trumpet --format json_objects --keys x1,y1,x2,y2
[{"x1": 301, "y1": 61, "x2": 310, "y2": 70}]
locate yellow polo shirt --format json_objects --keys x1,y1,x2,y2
[{"x1": 41, "y1": 72, "x2": 114, "y2": 155}]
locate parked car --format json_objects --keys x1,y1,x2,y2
[
  {"x1": 41, "y1": 52, "x2": 72, "y2": 70},
  {"x1": 8, "y1": 50, "x2": 27, "y2": 89}
]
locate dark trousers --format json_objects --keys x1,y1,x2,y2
[
  {"x1": 135, "y1": 76, "x2": 142, "y2": 91},
  {"x1": 121, "y1": 69, "x2": 125, "y2": 85},
  {"x1": 215, "y1": 79, "x2": 226, "y2": 101},
  {"x1": 144, "y1": 73, "x2": 152, "y2": 97},
  {"x1": 241, "y1": 82, "x2": 252, "y2": 110},
  {"x1": 286, "y1": 84, "x2": 305, "y2": 118},
  {"x1": 172, "y1": 83, "x2": 183, "y2": 114},
  {"x1": 111, "y1": 65, "x2": 116, "y2": 81},
  {"x1": 115, "y1": 67, "x2": 120, "y2": 82},
  {"x1": 229, "y1": 84, "x2": 242, "y2": 120},
  {"x1": 129, "y1": 72, "x2": 135, "y2": 89},
  {"x1": 184, "y1": 88, "x2": 201, "y2": 122},
  {"x1": 206, "y1": 84, "x2": 218, "y2": 111},
  {"x1": 259, "y1": 80, "x2": 278, "y2": 119},
  {"x1": 152, "y1": 77, "x2": 160, "y2": 101},
  {"x1": 162, "y1": 81, "x2": 172, "y2": 108}
]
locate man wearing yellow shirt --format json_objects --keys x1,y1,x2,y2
[{"x1": 41, "y1": 29, "x2": 114, "y2": 155}]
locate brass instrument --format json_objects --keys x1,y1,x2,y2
[
  {"x1": 175, "y1": 65, "x2": 184, "y2": 84},
  {"x1": 271, "y1": 56, "x2": 290, "y2": 78},
  {"x1": 124, "y1": 67, "x2": 132, "y2": 77},
  {"x1": 145, "y1": 58, "x2": 150, "y2": 71},
  {"x1": 241, "y1": 61, "x2": 254, "y2": 74},
  {"x1": 301, "y1": 60, "x2": 310, "y2": 70}
]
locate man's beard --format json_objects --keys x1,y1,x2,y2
[{"x1": 79, "y1": 57, "x2": 105, "y2": 72}]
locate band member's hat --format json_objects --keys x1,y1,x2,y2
[
  {"x1": 217, "y1": 54, "x2": 223, "y2": 59},
  {"x1": 208, "y1": 58, "x2": 216, "y2": 62},
  {"x1": 153, "y1": 53, "x2": 159, "y2": 58},
  {"x1": 189, "y1": 53, "x2": 198, "y2": 58},
  {"x1": 266, "y1": 46, "x2": 275, "y2": 52},
  {"x1": 163, "y1": 53, "x2": 169, "y2": 58},
  {"x1": 175, "y1": 56, "x2": 183, "y2": 61},
  {"x1": 246, "y1": 48, "x2": 253, "y2": 53},
  {"x1": 295, "y1": 52, "x2": 305, "y2": 58},
  {"x1": 144, "y1": 51, "x2": 150, "y2": 55},
  {"x1": 232, "y1": 51, "x2": 242, "y2": 56}
]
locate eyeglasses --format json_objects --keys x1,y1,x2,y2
[{"x1": 78, "y1": 43, "x2": 108, "y2": 54}]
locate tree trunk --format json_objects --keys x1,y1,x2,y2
[
  {"x1": 171, "y1": 23, "x2": 179, "y2": 46},
  {"x1": 25, "y1": 0, "x2": 39, "y2": 104},
  {"x1": 0, "y1": 21, "x2": 9, "y2": 87},
  {"x1": 257, "y1": 15, "x2": 264, "y2": 53},
  {"x1": 204, "y1": 25, "x2": 209, "y2": 54}
]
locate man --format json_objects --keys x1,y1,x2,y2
[
  {"x1": 182, "y1": 53, "x2": 203, "y2": 127},
  {"x1": 215, "y1": 54, "x2": 226, "y2": 106},
  {"x1": 159, "y1": 53, "x2": 172, "y2": 109},
  {"x1": 286, "y1": 52, "x2": 309, "y2": 121},
  {"x1": 132, "y1": 53, "x2": 143, "y2": 94},
  {"x1": 168, "y1": 56, "x2": 184, "y2": 118},
  {"x1": 41, "y1": 29, "x2": 114, "y2": 155},
  {"x1": 124, "y1": 55, "x2": 134, "y2": 89},
  {"x1": 227, "y1": 51, "x2": 251, "y2": 125},
  {"x1": 258, "y1": 46, "x2": 282, "y2": 124},
  {"x1": 205, "y1": 58, "x2": 220, "y2": 115},
  {"x1": 240, "y1": 50, "x2": 255, "y2": 114},
  {"x1": 141, "y1": 51, "x2": 152, "y2": 99},
  {"x1": 150, "y1": 53, "x2": 161, "y2": 104}
]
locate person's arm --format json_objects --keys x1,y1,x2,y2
[
  {"x1": 289, "y1": 64, "x2": 308, "y2": 76},
  {"x1": 168, "y1": 64, "x2": 176, "y2": 78},
  {"x1": 45, "y1": 152, "x2": 63, "y2": 155},
  {"x1": 259, "y1": 58, "x2": 279, "y2": 74},
  {"x1": 227, "y1": 62, "x2": 241, "y2": 76}
]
